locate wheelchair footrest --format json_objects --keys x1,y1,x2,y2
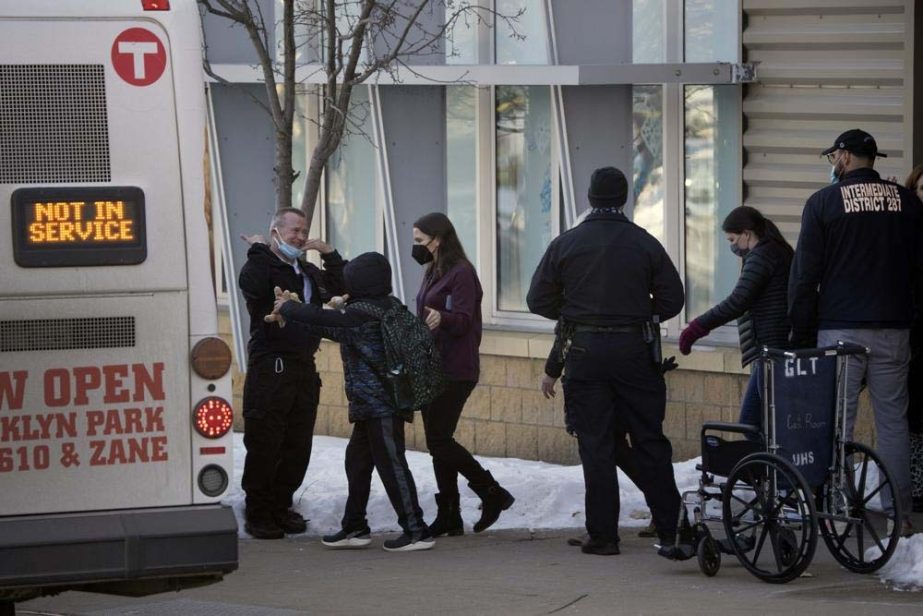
[{"x1": 657, "y1": 543, "x2": 695, "y2": 561}]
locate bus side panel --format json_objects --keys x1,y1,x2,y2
[{"x1": 0, "y1": 294, "x2": 192, "y2": 515}]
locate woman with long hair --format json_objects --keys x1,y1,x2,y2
[
  {"x1": 412, "y1": 212, "x2": 515, "y2": 536},
  {"x1": 678, "y1": 206, "x2": 794, "y2": 430}
]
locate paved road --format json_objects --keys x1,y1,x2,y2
[{"x1": 19, "y1": 526, "x2": 922, "y2": 616}]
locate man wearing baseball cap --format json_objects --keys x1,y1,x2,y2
[{"x1": 789, "y1": 129, "x2": 923, "y2": 537}]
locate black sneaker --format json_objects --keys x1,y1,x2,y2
[
  {"x1": 718, "y1": 533, "x2": 755, "y2": 555},
  {"x1": 245, "y1": 519, "x2": 285, "y2": 540},
  {"x1": 321, "y1": 527, "x2": 372, "y2": 549},
  {"x1": 274, "y1": 509, "x2": 308, "y2": 534},
  {"x1": 580, "y1": 539, "x2": 620, "y2": 556},
  {"x1": 567, "y1": 534, "x2": 589, "y2": 547},
  {"x1": 382, "y1": 531, "x2": 435, "y2": 552}
]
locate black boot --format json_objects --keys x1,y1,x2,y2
[
  {"x1": 428, "y1": 493, "x2": 464, "y2": 537},
  {"x1": 469, "y1": 473, "x2": 514, "y2": 533}
]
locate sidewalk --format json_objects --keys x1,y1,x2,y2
[{"x1": 21, "y1": 526, "x2": 922, "y2": 616}]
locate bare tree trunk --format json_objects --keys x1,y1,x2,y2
[
  {"x1": 275, "y1": 0, "x2": 296, "y2": 210},
  {"x1": 275, "y1": 128, "x2": 294, "y2": 210},
  {"x1": 301, "y1": 149, "x2": 327, "y2": 224}
]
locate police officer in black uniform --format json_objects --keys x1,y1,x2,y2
[{"x1": 527, "y1": 166, "x2": 686, "y2": 556}]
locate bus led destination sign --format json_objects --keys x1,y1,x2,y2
[{"x1": 12, "y1": 187, "x2": 147, "y2": 267}]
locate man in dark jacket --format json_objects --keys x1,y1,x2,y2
[
  {"x1": 239, "y1": 207, "x2": 346, "y2": 539},
  {"x1": 527, "y1": 166, "x2": 687, "y2": 557},
  {"x1": 789, "y1": 129, "x2": 923, "y2": 536},
  {"x1": 268, "y1": 252, "x2": 434, "y2": 552}
]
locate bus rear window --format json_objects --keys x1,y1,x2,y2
[{"x1": 12, "y1": 186, "x2": 147, "y2": 267}]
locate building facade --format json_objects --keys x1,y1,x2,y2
[{"x1": 206, "y1": 0, "x2": 920, "y2": 463}]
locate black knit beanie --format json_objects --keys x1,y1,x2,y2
[{"x1": 587, "y1": 166, "x2": 628, "y2": 208}]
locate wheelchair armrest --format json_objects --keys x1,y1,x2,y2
[{"x1": 701, "y1": 421, "x2": 760, "y2": 438}]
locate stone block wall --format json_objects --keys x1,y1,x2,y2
[{"x1": 310, "y1": 344, "x2": 581, "y2": 464}]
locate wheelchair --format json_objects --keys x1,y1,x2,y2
[{"x1": 673, "y1": 343, "x2": 904, "y2": 584}]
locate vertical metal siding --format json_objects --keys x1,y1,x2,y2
[{"x1": 742, "y1": 0, "x2": 912, "y2": 243}]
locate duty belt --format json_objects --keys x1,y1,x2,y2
[{"x1": 571, "y1": 324, "x2": 642, "y2": 334}]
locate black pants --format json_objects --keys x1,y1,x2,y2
[
  {"x1": 421, "y1": 380, "x2": 492, "y2": 496},
  {"x1": 563, "y1": 331, "x2": 680, "y2": 545},
  {"x1": 242, "y1": 355, "x2": 319, "y2": 522},
  {"x1": 569, "y1": 394, "x2": 648, "y2": 499},
  {"x1": 341, "y1": 415, "x2": 427, "y2": 536}
]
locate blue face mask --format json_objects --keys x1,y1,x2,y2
[
  {"x1": 730, "y1": 244, "x2": 749, "y2": 258},
  {"x1": 273, "y1": 231, "x2": 304, "y2": 260},
  {"x1": 829, "y1": 165, "x2": 839, "y2": 184}
]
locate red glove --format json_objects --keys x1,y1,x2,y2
[{"x1": 679, "y1": 319, "x2": 709, "y2": 355}]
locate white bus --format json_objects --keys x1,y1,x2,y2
[{"x1": 0, "y1": 0, "x2": 238, "y2": 610}]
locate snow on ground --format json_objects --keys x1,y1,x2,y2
[{"x1": 226, "y1": 433, "x2": 922, "y2": 590}]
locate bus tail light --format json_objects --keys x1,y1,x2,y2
[
  {"x1": 193, "y1": 397, "x2": 233, "y2": 439},
  {"x1": 198, "y1": 464, "x2": 229, "y2": 497},
  {"x1": 142, "y1": 0, "x2": 170, "y2": 9},
  {"x1": 191, "y1": 337, "x2": 232, "y2": 379}
]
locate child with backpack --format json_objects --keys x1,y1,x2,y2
[{"x1": 265, "y1": 252, "x2": 435, "y2": 551}]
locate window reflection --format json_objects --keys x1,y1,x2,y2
[
  {"x1": 684, "y1": 85, "x2": 740, "y2": 319},
  {"x1": 495, "y1": 0, "x2": 549, "y2": 64},
  {"x1": 326, "y1": 86, "x2": 378, "y2": 259},
  {"x1": 446, "y1": 7, "x2": 477, "y2": 64},
  {"x1": 684, "y1": 0, "x2": 738, "y2": 62},
  {"x1": 496, "y1": 85, "x2": 553, "y2": 312},
  {"x1": 275, "y1": 0, "x2": 308, "y2": 65},
  {"x1": 633, "y1": 0, "x2": 664, "y2": 63},
  {"x1": 446, "y1": 86, "x2": 478, "y2": 266},
  {"x1": 291, "y1": 90, "x2": 310, "y2": 210},
  {"x1": 632, "y1": 85, "x2": 664, "y2": 242}
]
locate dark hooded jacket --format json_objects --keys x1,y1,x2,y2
[
  {"x1": 696, "y1": 238, "x2": 792, "y2": 367},
  {"x1": 238, "y1": 242, "x2": 346, "y2": 364},
  {"x1": 279, "y1": 252, "x2": 412, "y2": 422}
]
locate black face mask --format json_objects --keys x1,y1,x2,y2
[{"x1": 411, "y1": 243, "x2": 434, "y2": 265}]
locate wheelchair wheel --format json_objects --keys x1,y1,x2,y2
[
  {"x1": 817, "y1": 441, "x2": 902, "y2": 574},
  {"x1": 697, "y1": 535, "x2": 721, "y2": 577},
  {"x1": 722, "y1": 453, "x2": 817, "y2": 584}
]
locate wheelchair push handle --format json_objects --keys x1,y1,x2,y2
[{"x1": 758, "y1": 341, "x2": 868, "y2": 361}]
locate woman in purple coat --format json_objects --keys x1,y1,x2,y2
[{"x1": 412, "y1": 212, "x2": 515, "y2": 536}]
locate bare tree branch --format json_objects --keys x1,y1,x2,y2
[{"x1": 202, "y1": 0, "x2": 523, "y2": 225}]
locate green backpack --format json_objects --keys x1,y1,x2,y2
[{"x1": 352, "y1": 297, "x2": 446, "y2": 412}]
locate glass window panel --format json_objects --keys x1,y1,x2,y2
[
  {"x1": 446, "y1": 86, "x2": 478, "y2": 268},
  {"x1": 684, "y1": 0, "x2": 738, "y2": 62},
  {"x1": 275, "y1": 0, "x2": 312, "y2": 65},
  {"x1": 495, "y1": 0, "x2": 549, "y2": 65},
  {"x1": 684, "y1": 85, "x2": 741, "y2": 320},
  {"x1": 325, "y1": 86, "x2": 378, "y2": 259},
  {"x1": 633, "y1": 0, "x2": 664, "y2": 63},
  {"x1": 316, "y1": 0, "x2": 368, "y2": 66},
  {"x1": 496, "y1": 85, "x2": 553, "y2": 312},
  {"x1": 445, "y1": 8, "x2": 478, "y2": 64},
  {"x1": 291, "y1": 89, "x2": 310, "y2": 210},
  {"x1": 632, "y1": 85, "x2": 664, "y2": 243}
]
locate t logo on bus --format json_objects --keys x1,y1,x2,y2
[{"x1": 111, "y1": 28, "x2": 167, "y2": 86}]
